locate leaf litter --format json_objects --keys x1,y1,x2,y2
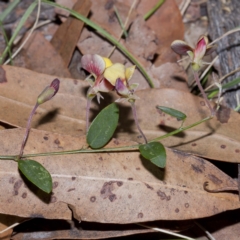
[
  {"x1": 0, "y1": 0, "x2": 240, "y2": 239},
  {"x1": 0, "y1": 128, "x2": 239, "y2": 223}
]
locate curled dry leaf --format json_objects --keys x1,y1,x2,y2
[{"x1": 0, "y1": 129, "x2": 239, "y2": 223}]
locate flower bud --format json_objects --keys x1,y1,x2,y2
[{"x1": 37, "y1": 78, "x2": 60, "y2": 105}]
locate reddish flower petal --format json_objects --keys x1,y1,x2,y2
[
  {"x1": 95, "y1": 79, "x2": 114, "y2": 93},
  {"x1": 81, "y1": 54, "x2": 105, "y2": 77},
  {"x1": 194, "y1": 36, "x2": 207, "y2": 61},
  {"x1": 37, "y1": 79, "x2": 60, "y2": 105},
  {"x1": 171, "y1": 40, "x2": 193, "y2": 55}
]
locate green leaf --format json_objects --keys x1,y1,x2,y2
[
  {"x1": 18, "y1": 159, "x2": 52, "y2": 193},
  {"x1": 139, "y1": 142, "x2": 166, "y2": 168},
  {"x1": 0, "y1": 0, "x2": 20, "y2": 22},
  {"x1": 87, "y1": 103, "x2": 119, "y2": 149},
  {"x1": 207, "y1": 77, "x2": 240, "y2": 99},
  {"x1": 156, "y1": 106, "x2": 186, "y2": 121}
]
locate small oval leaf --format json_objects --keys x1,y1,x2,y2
[
  {"x1": 139, "y1": 142, "x2": 166, "y2": 168},
  {"x1": 18, "y1": 159, "x2": 52, "y2": 193},
  {"x1": 87, "y1": 103, "x2": 119, "y2": 149},
  {"x1": 156, "y1": 106, "x2": 186, "y2": 121}
]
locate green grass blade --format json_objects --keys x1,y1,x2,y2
[
  {"x1": 0, "y1": 0, "x2": 20, "y2": 22},
  {"x1": 0, "y1": 23, "x2": 13, "y2": 64},
  {"x1": 114, "y1": 6, "x2": 128, "y2": 38},
  {"x1": 144, "y1": 0, "x2": 165, "y2": 21},
  {"x1": 0, "y1": 1, "x2": 37, "y2": 64},
  {"x1": 42, "y1": 0, "x2": 155, "y2": 88},
  {"x1": 207, "y1": 77, "x2": 240, "y2": 99}
]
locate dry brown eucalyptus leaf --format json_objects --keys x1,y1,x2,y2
[
  {"x1": 0, "y1": 128, "x2": 239, "y2": 223},
  {"x1": 1, "y1": 66, "x2": 240, "y2": 163},
  {"x1": 0, "y1": 65, "x2": 87, "y2": 136},
  {"x1": 14, "y1": 32, "x2": 71, "y2": 78},
  {"x1": 51, "y1": 0, "x2": 91, "y2": 67},
  {"x1": 122, "y1": 0, "x2": 184, "y2": 66}
]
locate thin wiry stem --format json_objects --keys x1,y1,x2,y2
[
  {"x1": 86, "y1": 97, "x2": 92, "y2": 132},
  {"x1": 108, "y1": 0, "x2": 137, "y2": 57},
  {"x1": 194, "y1": 221, "x2": 216, "y2": 240},
  {"x1": 130, "y1": 101, "x2": 148, "y2": 144},
  {"x1": 137, "y1": 223, "x2": 195, "y2": 240},
  {"x1": 209, "y1": 27, "x2": 240, "y2": 46},
  {"x1": 4, "y1": 0, "x2": 41, "y2": 65},
  {"x1": 204, "y1": 66, "x2": 240, "y2": 92},
  {"x1": 193, "y1": 71, "x2": 215, "y2": 116},
  {"x1": 18, "y1": 103, "x2": 39, "y2": 159}
]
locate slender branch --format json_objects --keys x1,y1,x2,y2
[
  {"x1": 209, "y1": 27, "x2": 240, "y2": 46},
  {"x1": 193, "y1": 71, "x2": 215, "y2": 116}
]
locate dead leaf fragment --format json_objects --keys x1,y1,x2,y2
[
  {"x1": 14, "y1": 31, "x2": 71, "y2": 78},
  {"x1": 124, "y1": 16, "x2": 159, "y2": 68},
  {"x1": 51, "y1": 0, "x2": 91, "y2": 67},
  {"x1": 0, "y1": 65, "x2": 87, "y2": 136}
]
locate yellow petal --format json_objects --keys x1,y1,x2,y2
[
  {"x1": 104, "y1": 63, "x2": 125, "y2": 85},
  {"x1": 102, "y1": 57, "x2": 113, "y2": 68},
  {"x1": 125, "y1": 65, "x2": 136, "y2": 81}
]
